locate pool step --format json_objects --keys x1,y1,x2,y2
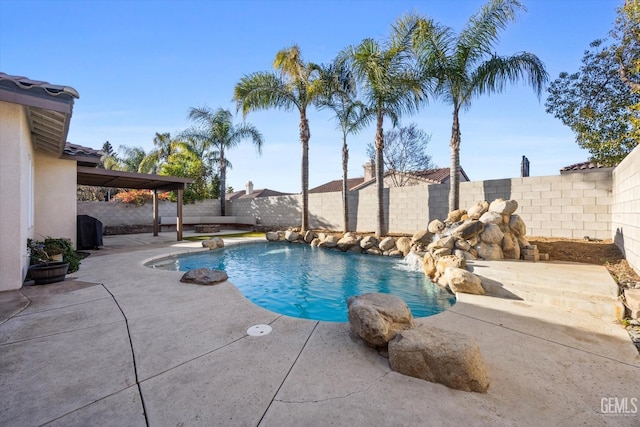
[{"x1": 468, "y1": 260, "x2": 625, "y2": 321}]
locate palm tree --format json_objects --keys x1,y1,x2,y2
[
  {"x1": 139, "y1": 132, "x2": 176, "y2": 174},
  {"x1": 316, "y1": 61, "x2": 369, "y2": 232},
  {"x1": 184, "y1": 106, "x2": 263, "y2": 216},
  {"x1": 234, "y1": 45, "x2": 323, "y2": 232},
  {"x1": 340, "y1": 18, "x2": 426, "y2": 237},
  {"x1": 411, "y1": 0, "x2": 548, "y2": 211},
  {"x1": 118, "y1": 146, "x2": 147, "y2": 172}
]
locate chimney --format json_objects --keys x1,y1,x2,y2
[
  {"x1": 363, "y1": 160, "x2": 375, "y2": 181},
  {"x1": 521, "y1": 155, "x2": 530, "y2": 177},
  {"x1": 245, "y1": 180, "x2": 254, "y2": 195}
]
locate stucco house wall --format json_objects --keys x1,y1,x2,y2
[
  {"x1": 33, "y1": 150, "x2": 78, "y2": 243},
  {"x1": 0, "y1": 73, "x2": 80, "y2": 292},
  {"x1": 0, "y1": 101, "x2": 35, "y2": 290}
]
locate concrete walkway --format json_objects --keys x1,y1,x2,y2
[{"x1": 1, "y1": 232, "x2": 638, "y2": 426}]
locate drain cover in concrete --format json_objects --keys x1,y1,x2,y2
[{"x1": 247, "y1": 324, "x2": 272, "y2": 336}]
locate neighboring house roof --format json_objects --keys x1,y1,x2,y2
[
  {"x1": 309, "y1": 177, "x2": 365, "y2": 194},
  {"x1": 560, "y1": 161, "x2": 613, "y2": 173},
  {"x1": 0, "y1": 72, "x2": 79, "y2": 156},
  {"x1": 227, "y1": 189, "x2": 293, "y2": 200},
  {"x1": 350, "y1": 167, "x2": 469, "y2": 191},
  {"x1": 62, "y1": 142, "x2": 102, "y2": 166}
]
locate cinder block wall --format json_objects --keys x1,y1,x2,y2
[
  {"x1": 77, "y1": 172, "x2": 613, "y2": 240},
  {"x1": 612, "y1": 145, "x2": 640, "y2": 273},
  {"x1": 77, "y1": 199, "x2": 220, "y2": 226}
]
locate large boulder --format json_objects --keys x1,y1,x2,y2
[
  {"x1": 304, "y1": 230, "x2": 316, "y2": 243},
  {"x1": 480, "y1": 223, "x2": 504, "y2": 245},
  {"x1": 360, "y1": 235, "x2": 378, "y2": 250},
  {"x1": 509, "y1": 214, "x2": 526, "y2": 237},
  {"x1": 443, "y1": 267, "x2": 485, "y2": 295},
  {"x1": 428, "y1": 219, "x2": 445, "y2": 234},
  {"x1": 319, "y1": 235, "x2": 339, "y2": 248},
  {"x1": 474, "y1": 242, "x2": 504, "y2": 260},
  {"x1": 347, "y1": 293, "x2": 414, "y2": 347},
  {"x1": 285, "y1": 230, "x2": 299, "y2": 242},
  {"x1": 501, "y1": 232, "x2": 521, "y2": 260},
  {"x1": 435, "y1": 255, "x2": 466, "y2": 278},
  {"x1": 411, "y1": 230, "x2": 433, "y2": 246},
  {"x1": 180, "y1": 268, "x2": 228, "y2": 286},
  {"x1": 467, "y1": 201, "x2": 489, "y2": 220},
  {"x1": 379, "y1": 237, "x2": 396, "y2": 251},
  {"x1": 389, "y1": 325, "x2": 490, "y2": 393},
  {"x1": 446, "y1": 209, "x2": 466, "y2": 223},
  {"x1": 202, "y1": 237, "x2": 224, "y2": 250},
  {"x1": 266, "y1": 231, "x2": 279, "y2": 242},
  {"x1": 395, "y1": 237, "x2": 412, "y2": 257},
  {"x1": 478, "y1": 211, "x2": 503, "y2": 225},
  {"x1": 489, "y1": 198, "x2": 518, "y2": 216},
  {"x1": 422, "y1": 252, "x2": 436, "y2": 278},
  {"x1": 428, "y1": 235, "x2": 455, "y2": 251},
  {"x1": 453, "y1": 220, "x2": 485, "y2": 241},
  {"x1": 337, "y1": 235, "x2": 360, "y2": 252}
]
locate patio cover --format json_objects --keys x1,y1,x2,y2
[{"x1": 77, "y1": 166, "x2": 193, "y2": 241}]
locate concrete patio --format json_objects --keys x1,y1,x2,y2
[{"x1": 1, "y1": 231, "x2": 638, "y2": 426}]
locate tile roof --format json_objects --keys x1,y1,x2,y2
[
  {"x1": 560, "y1": 161, "x2": 611, "y2": 172},
  {"x1": 227, "y1": 189, "x2": 294, "y2": 200},
  {"x1": 62, "y1": 142, "x2": 102, "y2": 166},
  {"x1": 309, "y1": 178, "x2": 365, "y2": 194},
  {"x1": 0, "y1": 72, "x2": 79, "y2": 156},
  {"x1": 0, "y1": 72, "x2": 79, "y2": 99},
  {"x1": 349, "y1": 167, "x2": 469, "y2": 191}
]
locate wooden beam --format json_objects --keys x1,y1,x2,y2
[
  {"x1": 177, "y1": 187, "x2": 183, "y2": 241},
  {"x1": 153, "y1": 189, "x2": 159, "y2": 236}
]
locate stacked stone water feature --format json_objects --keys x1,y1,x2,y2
[{"x1": 422, "y1": 198, "x2": 529, "y2": 294}]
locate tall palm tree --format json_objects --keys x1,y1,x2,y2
[
  {"x1": 411, "y1": 0, "x2": 548, "y2": 211},
  {"x1": 234, "y1": 45, "x2": 323, "y2": 232},
  {"x1": 340, "y1": 18, "x2": 426, "y2": 237},
  {"x1": 316, "y1": 61, "x2": 369, "y2": 232},
  {"x1": 184, "y1": 106, "x2": 263, "y2": 216}
]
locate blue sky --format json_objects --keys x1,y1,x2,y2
[{"x1": 0, "y1": 0, "x2": 622, "y2": 193}]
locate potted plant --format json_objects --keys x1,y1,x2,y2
[{"x1": 26, "y1": 237, "x2": 81, "y2": 285}]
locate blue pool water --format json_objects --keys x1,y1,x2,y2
[{"x1": 148, "y1": 242, "x2": 455, "y2": 322}]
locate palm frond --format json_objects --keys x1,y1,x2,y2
[
  {"x1": 456, "y1": 0, "x2": 524, "y2": 69},
  {"x1": 470, "y1": 51, "x2": 549, "y2": 100},
  {"x1": 233, "y1": 72, "x2": 297, "y2": 117}
]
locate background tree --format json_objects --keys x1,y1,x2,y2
[
  {"x1": 545, "y1": 39, "x2": 640, "y2": 166},
  {"x1": 411, "y1": 0, "x2": 547, "y2": 211},
  {"x1": 341, "y1": 17, "x2": 425, "y2": 237},
  {"x1": 234, "y1": 45, "x2": 323, "y2": 232},
  {"x1": 366, "y1": 123, "x2": 436, "y2": 187},
  {"x1": 613, "y1": 0, "x2": 640, "y2": 143},
  {"x1": 184, "y1": 107, "x2": 263, "y2": 215},
  {"x1": 139, "y1": 132, "x2": 176, "y2": 174},
  {"x1": 316, "y1": 60, "x2": 369, "y2": 232},
  {"x1": 118, "y1": 146, "x2": 147, "y2": 172}
]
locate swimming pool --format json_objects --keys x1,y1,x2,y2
[{"x1": 148, "y1": 242, "x2": 455, "y2": 322}]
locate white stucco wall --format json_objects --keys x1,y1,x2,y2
[
  {"x1": 0, "y1": 101, "x2": 34, "y2": 291},
  {"x1": 33, "y1": 150, "x2": 77, "y2": 244}
]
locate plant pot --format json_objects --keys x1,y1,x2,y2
[{"x1": 28, "y1": 262, "x2": 70, "y2": 285}]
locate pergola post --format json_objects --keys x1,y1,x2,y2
[
  {"x1": 153, "y1": 189, "x2": 159, "y2": 236},
  {"x1": 176, "y1": 186, "x2": 184, "y2": 241}
]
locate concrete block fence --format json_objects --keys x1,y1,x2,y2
[
  {"x1": 612, "y1": 145, "x2": 640, "y2": 273},
  {"x1": 78, "y1": 146, "x2": 639, "y2": 273}
]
